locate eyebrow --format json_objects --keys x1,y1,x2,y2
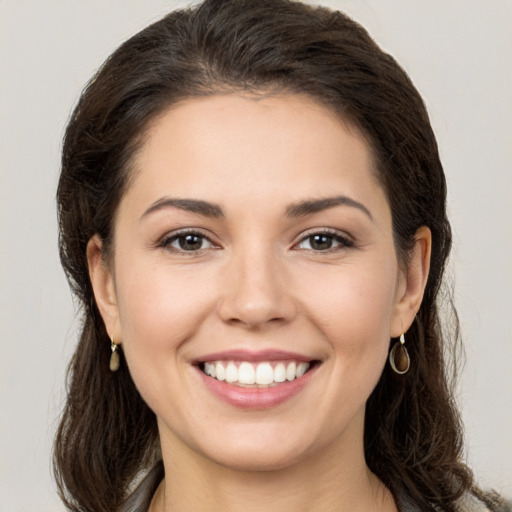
[
  {"x1": 141, "y1": 197, "x2": 224, "y2": 219},
  {"x1": 141, "y1": 195, "x2": 373, "y2": 222},
  {"x1": 285, "y1": 196, "x2": 373, "y2": 221}
]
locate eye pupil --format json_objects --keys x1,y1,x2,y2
[
  {"x1": 179, "y1": 234, "x2": 203, "y2": 251},
  {"x1": 310, "y1": 234, "x2": 333, "y2": 250}
]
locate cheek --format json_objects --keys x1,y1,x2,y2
[
  {"x1": 302, "y1": 261, "x2": 398, "y2": 341},
  {"x1": 298, "y1": 255, "x2": 399, "y2": 399},
  {"x1": 114, "y1": 262, "x2": 214, "y2": 359},
  {"x1": 112, "y1": 262, "x2": 218, "y2": 418}
]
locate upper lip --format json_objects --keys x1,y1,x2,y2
[{"x1": 193, "y1": 349, "x2": 315, "y2": 364}]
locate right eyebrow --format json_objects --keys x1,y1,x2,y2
[
  {"x1": 140, "y1": 197, "x2": 225, "y2": 220},
  {"x1": 285, "y1": 195, "x2": 374, "y2": 222}
]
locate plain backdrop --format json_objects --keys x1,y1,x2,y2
[{"x1": 0, "y1": 1, "x2": 511, "y2": 510}]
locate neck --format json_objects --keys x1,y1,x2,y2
[{"x1": 151, "y1": 421, "x2": 397, "y2": 512}]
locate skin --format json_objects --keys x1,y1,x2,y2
[{"x1": 88, "y1": 94, "x2": 431, "y2": 512}]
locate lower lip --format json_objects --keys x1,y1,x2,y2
[{"x1": 197, "y1": 365, "x2": 317, "y2": 409}]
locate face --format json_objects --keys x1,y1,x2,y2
[{"x1": 90, "y1": 94, "x2": 426, "y2": 472}]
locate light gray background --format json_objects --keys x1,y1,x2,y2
[{"x1": 1, "y1": 1, "x2": 511, "y2": 510}]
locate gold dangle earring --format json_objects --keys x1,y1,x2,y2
[
  {"x1": 389, "y1": 333, "x2": 410, "y2": 375},
  {"x1": 109, "y1": 335, "x2": 120, "y2": 372}
]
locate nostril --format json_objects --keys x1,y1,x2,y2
[
  {"x1": 215, "y1": 263, "x2": 298, "y2": 327},
  {"x1": 217, "y1": 297, "x2": 297, "y2": 329}
]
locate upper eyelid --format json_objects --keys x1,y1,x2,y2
[
  {"x1": 158, "y1": 228, "x2": 220, "y2": 249},
  {"x1": 292, "y1": 228, "x2": 355, "y2": 250},
  {"x1": 161, "y1": 227, "x2": 214, "y2": 240},
  {"x1": 156, "y1": 226, "x2": 353, "y2": 248},
  {"x1": 295, "y1": 227, "x2": 353, "y2": 242}
]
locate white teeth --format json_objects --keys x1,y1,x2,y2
[
  {"x1": 202, "y1": 360, "x2": 311, "y2": 386},
  {"x1": 225, "y1": 362, "x2": 238, "y2": 383},
  {"x1": 286, "y1": 361, "x2": 296, "y2": 381},
  {"x1": 204, "y1": 362, "x2": 215, "y2": 377},
  {"x1": 255, "y1": 362, "x2": 274, "y2": 385},
  {"x1": 215, "y1": 361, "x2": 225, "y2": 381},
  {"x1": 274, "y1": 362, "x2": 286, "y2": 383},
  {"x1": 296, "y1": 362, "x2": 309, "y2": 378},
  {"x1": 238, "y1": 362, "x2": 256, "y2": 384}
]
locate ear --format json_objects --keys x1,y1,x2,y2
[
  {"x1": 390, "y1": 226, "x2": 431, "y2": 337},
  {"x1": 86, "y1": 235, "x2": 121, "y2": 343}
]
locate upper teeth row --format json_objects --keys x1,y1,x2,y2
[{"x1": 203, "y1": 361, "x2": 310, "y2": 385}]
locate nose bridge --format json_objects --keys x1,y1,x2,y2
[{"x1": 217, "y1": 237, "x2": 295, "y2": 328}]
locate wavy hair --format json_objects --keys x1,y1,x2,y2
[{"x1": 54, "y1": 1, "x2": 501, "y2": 510}]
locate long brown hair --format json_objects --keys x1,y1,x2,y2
[{"x1": 54, "y1": 1, "x2": 500, "y2": 510}]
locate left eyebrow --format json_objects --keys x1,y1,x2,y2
[
  {"x1": 140, "y1": 197, "x2": 225, "y2": 220},
  {"x1": 285, "y1": 196, "x2": 374, "y2": 222}
]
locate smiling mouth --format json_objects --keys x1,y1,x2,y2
[{"x1": 199, "y1": 360, "x2": 317, "y2": 388}]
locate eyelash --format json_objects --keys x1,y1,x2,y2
[
  {"x1": 158, "y1": 228, "x2": 354, "y2": 254},
  {"x1": 158, "y1": 229, "x2": 218, "y2": 254},
  {"x1": 293, "y1": 229, "x2": 354, "y2": 252}
]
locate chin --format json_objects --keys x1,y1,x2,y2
[
  {"x1": 206, "y1": 444, "x2": 309, "y2": 473},
  {"x1": 188, "y1": 422, "x2": 327, "y2": 474}
]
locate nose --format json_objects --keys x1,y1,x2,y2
[{"x1": 216, "y1": 246, "x2": 297, "y2": 330}]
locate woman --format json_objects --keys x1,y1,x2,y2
[{"x1": 53, "y1": 0, "x2": 510, "y2": 511}]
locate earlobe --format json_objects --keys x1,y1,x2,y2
[
  {"x1": 391, "y1": 226, "x2": 432, "y2": 337},
  {"x1": 86, "y1": 235, "x2": 120, "y2": 341}
]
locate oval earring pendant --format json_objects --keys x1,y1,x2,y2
[
  {"x1": 110, "y1": 345, "x2": 120, "y2": 372},
  {"x1": 389, "y1": 341, "x2": 410, "y2": 374}
]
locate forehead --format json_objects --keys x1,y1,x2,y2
[{"x1": 124, "y1": 93, "x2": 387, "y2": 218}]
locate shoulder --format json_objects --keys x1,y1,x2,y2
[
  {"x1": 456, "y1": 491, "x2": 512, "y2": 512},
  {"x1": 458, "y1": 493, "x2": 492, "y2": 511},
  {"x1": 119, "y1": 462, "x2": 164, "y2": 512},
  {"x1": 397, "y1": 489, "x2": 511, "y2": 512}
]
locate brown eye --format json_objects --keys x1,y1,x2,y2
[
  {"x1": 163, "y1": 232, "x2": 214, "y2": 252},
  {"x1": 177, "y1": 234, "x2": 204, "y2": 251},
  {"x1": 309, "y1": 234, "x2": 334, "y2": 251},
  {"x1": 296, "y1": 231, "x2": 353, "y2": 252}
]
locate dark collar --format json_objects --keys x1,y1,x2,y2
[{"x1": 120, "y1": 461, "x2": 164, "y2": 512}]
